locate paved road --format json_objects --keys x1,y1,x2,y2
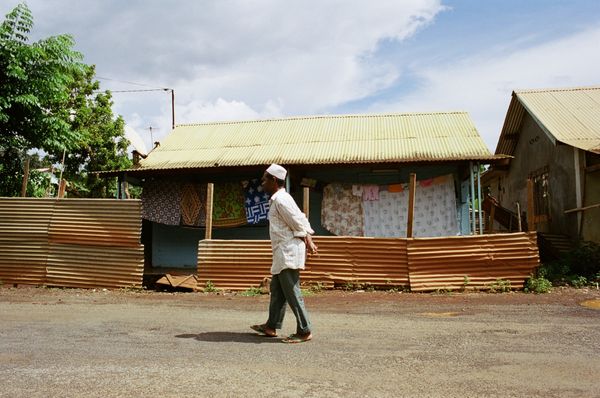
[{"x1": 1, "y1": 287, "x2": 599, "y2": 397}]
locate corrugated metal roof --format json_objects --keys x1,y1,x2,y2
[
  {"x1": 496, "y1": 86, "x2": 600, "y2": 155},
  {"x1": 138, "y1": 112, "x2": 496, "y2": 171}
]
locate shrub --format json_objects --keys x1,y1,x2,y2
[
  {"x1": 567, "y1": 275, "x2": 588, "y2": 289},
  {"x1": 568, "y1": 241, "x2": 600, "y2": 279},
  {"x1": 536, "y1": 240, "x2": 600, "y2": 286},
  {"x1": 525, "y1": 276, "x2": 552, "y2": 294}
]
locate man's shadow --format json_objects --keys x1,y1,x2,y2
[{"x1": 176, "y1": 332, "x2": 281, "y2": 344}]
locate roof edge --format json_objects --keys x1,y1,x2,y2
[{"x1": 174, "y1": 111, "x2": 472, "y2": 128}]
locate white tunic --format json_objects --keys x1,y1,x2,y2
[{"x1": 268, "y1": 188, "x2": 314, "y2": 275}]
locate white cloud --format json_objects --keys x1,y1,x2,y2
[
  {"x1": 372, "y1": 25, "x2": 600, "y2": 151},
  {"x1": 177, "y1": 98, "x2": 284, "y2": 124}
]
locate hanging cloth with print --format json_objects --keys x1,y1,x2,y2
[
  {"x1": 212, "y1": 182, "x2": 248, "y2": 227},
  {"x1": 141, "y1": 179, "x2": 182, "y2": 226},
  {"x1": 242, "y1": 178, "x2": 270, "y2": 224},
  {"x1": 180, "y1": 183, "x2": 207, "y2": 227},
  {"x1": 321, "y1": 183, "x2": 364, "y2": 236}
]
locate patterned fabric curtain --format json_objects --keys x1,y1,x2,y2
[
  {"x1": 321, "y1": 183, "x2": 364, "y2": 236},
  {"x1": 362, "y1": 174, "x2": 458, "y2": 237},
  {"x1": 141, "y1": 180, "x2": 182, "y2": 226},
  {"x1": 242, "y1": 178, "x2": 270, "y2": 224}
]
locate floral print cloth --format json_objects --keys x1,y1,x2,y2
[{"x1": 321, "y1": 183, "x2": 364, "y2": 236}]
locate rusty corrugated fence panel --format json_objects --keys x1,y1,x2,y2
[
  {"x1": 197, "y1": 239, "x2": 272, "y2": 291},
  {"x1": 46, "y1": 199, "x2": 143, "y2": 288},
  {"x1": 407, "y1": 232, "x2": 539, "y2": 292},
  {"x1": 46, "y1": 244, "x2": 144, "y2": 289},
  {"x1": 0, "y1": 198, "x2": 54, "y2": 285},
  {"x1": 48, "y1": 199, "x2": 142, "y2": 247},
  {"x1": 350, "y1": 237, "x2": 409, "y2": 287},
  {"x1": 197, "y1": 237, "x2": 409, "y2": 291},
  {"x1": 305, "y1": 236, "x2": 408, "y2": 287},
  {"x1": 197, "y1": 234, "x2": 538, "y2": 292},
  {"x1": 0, "y1": 198, "x2": 143, "y2": 289}
]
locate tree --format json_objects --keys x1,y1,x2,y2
[
  {"x1": 0, "y1": 3, "x2": 132, "y2": 197},
  {"x1": 49, "y1": 65, "x2": 132, "y2": 198}
]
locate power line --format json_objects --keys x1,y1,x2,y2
[
  {"x1": 94, "y1": 76, "x2": 176, "y2": 130},
  {"x1": 108, "y1": 88, "x2": 171, "y2": 93},
  {"x1": 96, "y1": 76, "x2": 169, "y2": 90}
]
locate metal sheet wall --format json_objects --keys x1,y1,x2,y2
[
  {"x1": 0, "y1": 199, "x2": 54, "y2": 285},
  {"x1": 197, "y1": 237, "x2": 410, "y2": 291},
  {"x1": 197, "y1": 234, "x2": 538, "y2": 292},
  {"x1": 407, "y1": 232, "x2": 539, "y2": 292},
  {"x1": 0, "y1": 198, "x2": 143, "y2": 288},
  {"x1": 197, "y1": 239, "x2": 272, "y2": 291}
]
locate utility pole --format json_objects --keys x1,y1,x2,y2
[
  {"x1": 147, "y1": 126, "x2": 154, "y2": 146},
  {"x1": 171, "y1": 89, "x2": 175, "y2": 130}
]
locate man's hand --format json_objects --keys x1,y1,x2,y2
[{"x1": 304, "y1": 235, "x2": 318, "y2": 255}]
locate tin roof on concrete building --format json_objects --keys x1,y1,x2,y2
[{"x1": 496, "y1": 86, "x2": 600, "y2": 155}]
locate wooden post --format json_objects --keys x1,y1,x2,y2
[
  {"x1": 489, "y1": 204, "x2": 495, "y2": 233},
  {"x1": 57, "y1": 179, "x2": 67, "y2": 198},
  {"x1": 476, "y1": 163, "x2": 483, "y2": 235},
  {"x1": 205, "y1": 183, "x2": 214, "y2": 240},
  {"x1": 516, "y1": 202, "x2": 522, "y2": 232},
  {"x1": 407, "y1": 173, "x2": 416, "y2": 238},
  {"x1": 20, "y1": 156, "x2": 30, "y2": 197},
  {"x1": 303, "y1": 187, "x2": 310, "y2": 218},
  {"x1": 527, "y1": 178, "x2": 535, "y2": 231}
]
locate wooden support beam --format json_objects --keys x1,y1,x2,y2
[
  {"x1": 585, "y1": 163, "x2": 600, "y2": 173},
  {"x1": 527, "y1": 178, "x2": 535, "y2": 231},
  {"x1": 303, "y1": 186, "x2": 310, "y2": 218},
  {"x1": 57, "y1": 179, "x2": 67, "y2": 198},
  {"x1": 407, "y1": 173, "x2": 416, "y2": 238},
  {"x1": 205, "y1": 183, "x2": 214, "y2": 240},
  {"x1": 564, "y1": 202, "x2": 600, "y2": 214},
  {"x1": 20, "y1": 156, "x2": 30, "y2": 197}
]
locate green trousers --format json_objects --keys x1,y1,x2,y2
[{"x1": 266, "y1": 268, "x2": 312, "y2": 335}]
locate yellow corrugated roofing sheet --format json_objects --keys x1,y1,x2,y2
[
  {"x1": 496, "y1": 86, "x2": 600, "y2": 155},
  {"x1": 138, "y1": 112, "x2": 494, "y2": 170}
]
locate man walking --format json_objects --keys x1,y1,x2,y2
[{"x1": 251, "y1": 164, "x2": 317, "y2": 343}]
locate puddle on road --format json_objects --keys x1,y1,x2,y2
[
  {"x1": 419, "y1": 312, "x2": 460, "y2": 318},
  {"x1": 580, "y1": 299, "x2": 600, "y2": 310}
]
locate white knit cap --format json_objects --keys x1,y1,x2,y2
[{"x1": 266, "y1": 163, "x2": 287, "y2": 180}]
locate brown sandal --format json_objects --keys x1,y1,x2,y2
[
  {"x1": 250, "y1": 324, "x2": 277, "y2": 337},
  {"x1": 282, "y1": 333, "x2": 312, "y2": 344}
]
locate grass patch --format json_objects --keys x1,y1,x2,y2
[
  {"x1": 239, "y1": 286, "x2": 263, "y2": 296},
  {"x1": 203, "y1": 280, "x2": 220, "y2": 293},
  {"x1": 488, "y1": 279, "x2": 511, "y2": 293}
]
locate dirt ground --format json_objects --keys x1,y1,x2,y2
[{"x1": 1, "y1": 285, "x2": 599, "y2": 398}]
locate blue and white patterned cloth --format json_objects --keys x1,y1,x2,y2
[{"x1": 242, "y1": 178, "x2": 270, "y2": 224}]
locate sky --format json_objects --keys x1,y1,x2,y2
[{"x1": 3, "y1": 0, "x2": 600, "y2": 154}]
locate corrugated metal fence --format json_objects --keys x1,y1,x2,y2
[
  {"x1": 198, "y1": 233, "x2": 539, "y2": 292},
  {"x1": 0, "y1": 198, "x2": 144, "y2": 288}
]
